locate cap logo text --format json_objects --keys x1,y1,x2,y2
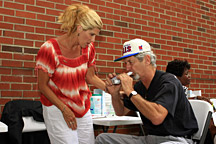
[{"x1": 123, "y1": 45, "x2": 131, "y2": 54}]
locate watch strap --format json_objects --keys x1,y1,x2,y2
[
  {"x1": 129, "y1": 91, "x2": 137, "y2": 100},
  {"x1": 129, "y1": 93, "x2": 133, "y2": 100}
]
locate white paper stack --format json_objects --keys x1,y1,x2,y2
[{"x1": 188, "y1": 90, "x2": 202, "y2": 98}]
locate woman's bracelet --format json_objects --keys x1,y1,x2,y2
[{"x1": 62, "y1": 105, "x2": 67, "y2": 114}]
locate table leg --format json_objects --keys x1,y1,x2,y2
[
  {"x1": 102, "y1": 126, "x2": 109, "y2": 132},
  {"x1": 102, "y1": 126, "x2": 118, "y2": 133},
  {"x1": 113, "y1": 126, "x2": 117, "y2": 133}
]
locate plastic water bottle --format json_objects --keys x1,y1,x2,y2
[{"x1": 90, "y1": 94, "x2": 102, "y2": 116}]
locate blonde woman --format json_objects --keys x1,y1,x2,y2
[{"x1": 35, "y1": 4, "x2": 106, "y2": 144}]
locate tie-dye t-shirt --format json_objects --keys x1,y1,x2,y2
[{"x1": 35, "y1": 39, "x2": 95, "y2": 117}]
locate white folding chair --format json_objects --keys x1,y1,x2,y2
[
  {"x1": 22, "y1": 116, "x2": 46, "y2": 132},
  {"x1": 0, "y1": 121, "x2": 8, "y2": 133},
  {"x1": 136, "y1": 111, "x2": 145, "y2": 136},
  {"x1": 189, "y1": 99, "x2": 213, "y2": 144}
]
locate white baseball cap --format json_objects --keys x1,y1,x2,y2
[{"x1": 114, "y1": 38, "x2": 151, "y2": 62}]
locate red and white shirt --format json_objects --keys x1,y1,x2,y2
[{"x1": 35, "y1": 39, "x2": 95, "y2": 117}]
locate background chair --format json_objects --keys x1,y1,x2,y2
[
  {"x1": 189, "y1": 99, "x2": 213, "y2": 144},
  {"x1": 1, "y1": 100, "x2": 50, "y2": 144}
]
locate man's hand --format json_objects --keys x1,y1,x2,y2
[{"x1": 118, "y1": 73, "x2": 134, "y2": 96}]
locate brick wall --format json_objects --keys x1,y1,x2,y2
[{"x1": 0, "y1": 0, "x2": 215, "y2": 135}]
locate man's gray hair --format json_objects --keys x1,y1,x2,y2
[{"x1": 135, "y1": 51, "x2": 157, "y2": 67}]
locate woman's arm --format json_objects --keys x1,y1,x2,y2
[{"x1": 86, "y1": 66, "x2": 106, "y2": 91}]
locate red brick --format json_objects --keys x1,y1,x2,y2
[
  {"x1": 4, "y1": 16, "x2": 24, "y2": 24},
  {"x1": 142, "y1": 26, "x2": 154, "y2": 32},
  {"x1": 113, "y1": 0, "x2": 126, "y2": 5},
  {"x1": 120, "y1": 5, "x2": 133, "y2": 12},
  {"x1": 47, "y1": 9, "x2": 62, "y2": 16},
  {"x1": 4, "y1": 1, "x2": 24, "y2": 10},
  {"x1": 107, "y1": 37, "x2": 121, "y2": 44},
  {"x1": 106, "y1": 2, "x2": 120, "y2": 9},
  {"x1": 23, "y1": 91, "x2": 41, "y2": 98},
  {"x1": 0, "y1": 22, "x2": 13, "y2": 30},
  {"x1": 15, "y1": 25, "x2": 34, "y2": 32},
  {"x1": 101, "y1": 18, "x2": 114, "y2": 25},
  {"x1": 37, "y1": 14, "x2": 56, "y2": 22},
  {"x1": 26, "y1": 33, "x2": 45, "y2": 41},
  {"x1": 4, "y1": 31, "x2": 24, "y2": 38},
  {"x1": 107, "y1": 49, "x2": 121, "y2": 55},
  {"x1": 47, "y1": 0, "x2": 64, "y2": 3},
  {"x1": 128, "y1": 1, "x2": 140, "y2": 8},
  {"x1": 26, "y1": 5, "x2": 45, "y2": 13},
  {"x1": 36, "y1": 1, "x2": 55, "y2": 8},
  {"x1": 121, "y1": 16, "x2": 134, "y2": 23},
  {"x1": 1, "y1": 75, "x2": 22, "y2": 82},
  {"x1": 15, "y1": 0, "x2": 35, "y2": 5},
  {"x1": 11, "y1": 84, "x2": 32, "y2": 90},
  {"x1": 24, "y1": 61, "x2": 36, "y2": 68},
  {"x1": 36, "y1": 27, "x2": 55, "y2": 35},
  {"x1": 2, "y1": 60, "x2": 23, "y2": 68},
  {"x1": 99, "y1": 6, "x2": 113, "y2": 13},
  {"x1": 0, "y1": 83, "x2": 10, "y2": 89},
  {"x1": 23, "y1": 76, "x2": 37, "y2": 83},
  {"x1": 98, "y1": 54, "x2": 114, "y2": 61},
  {"x1": 142, "y1": 15, "x2": 154, "y2": 21},
  {"x1": 0, "y1": 8, "x2": 14, "y2": 16},
  {"x1": 26, "y1": 19, "x2": 45, "y2": 27},
  {"x1": 106, "y1": 14, "x2": 120, "y2": 21},
  {"x1": 1, "y1": 91, "x2": 22, "y2": 97},
  {"x1": 141, "y1": 4, "x2": 153, "y2": 11},
  {"x1": 14, "y1": 39, "x2": 34, "y2": 47},
  {"x1": 135, "y1": 8, "x2": 147, "y2": 15},
  {"x1": 114, "y1": 32, "x2": 128, "y2": 39},
  {"x1": 16, "y1": 11, "x2": 36, "y2": 19},
  {"x1": 95, "y1": 60, "x2": 106, "y2": 67},
  {"x1": 0, "y1": 52, "x2": 12, "y2": 59},
  {"x1": 136, "y1": 30, "x2": 148, "y2": 36},
  {"x1": 12, "y1": 69, "x2": 33, "y2": 76},
  {"x1": 128, "y1": 12, "x2": 141, "y2": 19}
]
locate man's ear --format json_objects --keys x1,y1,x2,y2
[{"x1": 145, "y1": 55, "x2": 151, "y2": 65}]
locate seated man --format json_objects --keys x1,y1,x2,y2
[{"x1": 95, "y1": 39, "x2": 198, "y2": 144}]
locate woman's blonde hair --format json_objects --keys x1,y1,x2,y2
[{"x1": 58, "y1": 4, "x2": 103, "y2": 35}]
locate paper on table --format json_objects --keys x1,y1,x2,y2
[{"x1": 188, "y1": 90, "x2": 202, "y2": 98}]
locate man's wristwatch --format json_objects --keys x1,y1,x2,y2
[{"x1": 129, "y1": 91, "x2": 137, "y2": 100}]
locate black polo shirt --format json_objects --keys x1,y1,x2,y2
[{"x1": 124, "y1": 70, "x2": 198, "y2": 136}]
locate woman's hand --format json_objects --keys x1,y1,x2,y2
[
  {"x1": 62, "y1": 105, "x2": 77, "y2": 130},
  {"x1": 105, "y1": 73, "x2": 122, "y2": 98}
]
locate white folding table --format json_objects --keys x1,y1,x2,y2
[{"x1": 93, "y1": 116, "x2": 144, "y2": 134}]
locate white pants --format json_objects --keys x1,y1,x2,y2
[{"x1": 43, "y1": 105, "x2": 95, "y2": 144}]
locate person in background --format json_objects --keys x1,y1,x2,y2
[
  {"x1": 166, "y1": 59, "x2": 191, "y2": 96},
  {"x1": 35, "y1": 4, "x2": 106, "y2": 144},
  {"x1": 95, "y1": 38, "x2": 198, "y2": 144},
  {"x1": 166, "y1": 59, "x2": 213, "y2": 103},
  {"x1": 166, "y1": 59, "x2": 215, "y2": 144}
]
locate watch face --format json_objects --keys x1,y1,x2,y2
[{"x1": 132, "y1": 91, "x2": 137, "y2": 95}]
